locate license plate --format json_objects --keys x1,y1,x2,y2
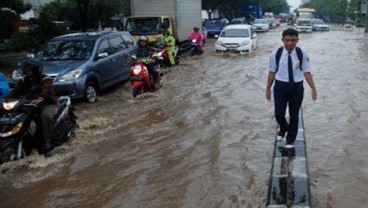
[{"x1": 130, "y1": 76, "x2": 142, "y2": 81}]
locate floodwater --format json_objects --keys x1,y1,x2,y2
[{"x1": 0, "y1": 25, "x2": 367, "y2": 208}]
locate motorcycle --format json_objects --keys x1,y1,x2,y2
[
  {"x1": 0, "y1": 96, "x2": 78, "y2": 164},
  {"x1": 128, "y1": 52, "x2": 163, "y2": 97},
  {"x1": 190, "y1": 39, "x2": 202, "y2": 57},
  {"x1": 154, "y1": 43, "x2": 180, "y2": 68}
]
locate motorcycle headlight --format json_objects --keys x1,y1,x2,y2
[
  {"x1": 132, "y1": 65, "x2": 142, "y2": 75},
  {"x1": 2, "y1": 101, "x2": 19, "y2": 110},
  {"x1": 12, "y1": 70, "x2": 22, "y2": 81},
  {"x1": 59, "y1": 69, "x2": 83, "y2": 82}
]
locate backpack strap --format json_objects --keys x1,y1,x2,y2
[
  {"x1": 275, "y1": 47, "x2": 283, "y2": 73},
  {"x1": 295, "y1": 47, "x2": 303, "y2": 71},
  {"x1": 275, "y1": 47, "x2": 304, "y2": 73}
]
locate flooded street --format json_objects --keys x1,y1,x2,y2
[{"x1": 1, "y1": 25, "x2": 367, "y2": 208}]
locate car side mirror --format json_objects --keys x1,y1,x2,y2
[{"x1": 214, "y1": 34, "x2": 219, "y2": 38}]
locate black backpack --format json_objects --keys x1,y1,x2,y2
[{"x1": 275, "y1": 47, "x2": 303, "y2": 73}]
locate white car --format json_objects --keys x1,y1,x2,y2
[
  {"x1": 295, "y1": 18, "x2": 313, "y2": 33},
  {"x1": 215, "y1": 24, "x2": 257, "y2": 54},
  {"x1": 252, "y1": 18, "x2": 270, "y2": 32},
  {"x1": 312, "y1": 19, "x2": 330, "y2": 31}
]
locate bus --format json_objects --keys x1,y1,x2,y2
[{"x1": 296, "y1": 7, "x2": 316, "y2": 19}]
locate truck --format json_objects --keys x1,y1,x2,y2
[
  {"x1": 125, "y1": 0, "x2": 202, "y2": 52},
  {"x1": 240, "y1": 3, "x2": 263, "y2": 21}
]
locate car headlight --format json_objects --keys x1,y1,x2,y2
[
  {"x1": 240, "y1": 41, "x2": 250, "y2": 46},
  {"x1": 215, "y1": 41, "x2": 223, "y2": 46},
  {"x1": 12, "y1": 70, "x2": 22, "y2": 81},
  {"x1": 58, "y1": 69, "x2": 83, "y2": 82}
]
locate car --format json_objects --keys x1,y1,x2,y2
[
  {"x1": 312, "y1": 18, "x2": 330, "y2": 31},
  {"x1": 203, "y1": 18, "x2": 228, "y2": 37},
  {"x1": 266, "y1": 17, "x2": 277, "y2": 29},
  {"x1": 295, "y1": 18, "x2": 313, "y2": 33},
  {"x1": 252, "y1": 18, "x2": 270, "y2": 32},
  {"x1": 11, "y1": 31, "x2": 138, "y2": 103},
  {"x1": 229, "y1": 17, "x2": 247, "y2": 25},
  {"x1": 215, "y1": 24, "x2": 257, "y2": 54}
]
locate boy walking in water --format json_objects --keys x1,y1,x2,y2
[{"x1": 265, "y1": 28, "x2": 317, "y2": 148}]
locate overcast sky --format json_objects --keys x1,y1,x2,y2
[{"x1": 287, "y1": 0, "x2": 301, "y2": 12}]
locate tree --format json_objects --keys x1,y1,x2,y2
[
  {"x1": 303, "y1": 0, "x2": 350, "y2": 23},
  {"x1": 202, "y1": 0, "x2": 290, "y2": 20},
  {"x1": 75, "y1": 0, "x2": 90, "y2": 32},
  {"x1": 41, "y1": 0, "x2": 130, "y2": 31},
  {"x1": 0, "y1": 0, "x2": 31, "y2": 43}
]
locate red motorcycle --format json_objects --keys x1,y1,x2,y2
[{"x1": 128, "y1": 52, "x2": 163, "y2": 97}]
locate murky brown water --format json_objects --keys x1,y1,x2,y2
[{"x1": 0, "y1": 25, "x2": 367, "y2": 208}]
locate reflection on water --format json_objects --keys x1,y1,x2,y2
[{"x1": 1, "y1": 26, "x2": 368, "y2": 208}]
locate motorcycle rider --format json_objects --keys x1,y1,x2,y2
[
  {"x1": 7, "y1": 58, "x2": 59, "y2": 152},
  {"x1": 163, "y1": 31, "x2": 176, "y2": 67},
  {"x1": 188, "y1": 26, "x2": 204, "y2": 54},
  {"x1": 134, "y1": 35, "x2": 159, "y2": 88}
]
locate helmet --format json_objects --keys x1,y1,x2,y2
[
  {"x1": 21, "y1": 58, "x2": 43, "y2": 75},
  {"x1": 138, "y1": 35, "x2": 149, "y2": 47},
  {"x1": 193, "y1": 26, "x2": 199, "y2": 32}
]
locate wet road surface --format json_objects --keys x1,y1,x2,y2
[{"x1": 0, "y1": 25, "x2": 367, "y2": 208}]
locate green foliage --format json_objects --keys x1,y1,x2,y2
[
  {"x1": 0, "y1": 0, "x2": 32, "y2": 14},
  {"x1": 202, "y1": 0, "x2": 290, "y2": 19},
  {"x1": 303, "y1": 0, "x2": 353, "y2": 22},
  {"x1": 5, "y1": 12, "x2": 68, "y2": 52},
  {"x1": 41, "y1": 0, "x2": 130, "y2": 31},
  {"x1": 0, "y1": 0, "x2": 32, "y2": 41}
]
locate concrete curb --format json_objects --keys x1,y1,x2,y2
[{"x1": 266, "y1": 108, "x2": 312, "y2": 207}]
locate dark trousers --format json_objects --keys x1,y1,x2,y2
[{"x1": 273, "y1": 80, "x2": 304, "y2": 143}]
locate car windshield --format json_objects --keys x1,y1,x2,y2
[
  {"x1": 231, "y1": 19, "x2": 244, "y2": 24},
  {"x1": 36, "y1": 40, "x2": 95, "y2": 61},
  {"x1": 253, "y1": 19, "x2": 267, "y2": 24},
  {"x1": 220, "y1": 29, "x2": 249, "y2": 37},
  {"x1": 313, "y1": 19, "x2": 325, "y2": 24},
  {"x1": 298, "y1": 20, "x2": 312, "y2": 26}
]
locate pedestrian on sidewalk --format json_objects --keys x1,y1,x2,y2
[{"x1": 265, "y1": 28, "x2": 317, "y2": 148}]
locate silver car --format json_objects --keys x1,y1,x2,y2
[{"x1": 312, "y1": 19, "x2": 330, "y2": 31}]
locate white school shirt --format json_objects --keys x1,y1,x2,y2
[{"x1": 268, "y1": 47, "x2": 311, "y2": 82}]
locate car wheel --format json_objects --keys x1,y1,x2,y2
[{"x1": 84, "y1": 82, "x2": 98, "y2": 103}]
